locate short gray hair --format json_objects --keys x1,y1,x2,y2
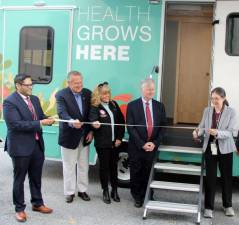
[
  {"x1": 141, "y1": 78, "x2": 155, "y2": 89},
  {"x1": 67, "y1": 70, "x2": 83, "y2": 81}
]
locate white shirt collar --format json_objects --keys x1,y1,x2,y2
[
  {"x1": 141, "y1": 97, "x2": 152, "y2": 105},
  {"x1": 18, "y1": 92, "x2": 29, "y2": 101}
]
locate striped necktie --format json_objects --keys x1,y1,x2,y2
[
  {"x1": 26, "y1": 97, "x2": 39, "y2": 140},
  {"x1": 145, "y1": 102, "x2": 153, "y2": 139}
]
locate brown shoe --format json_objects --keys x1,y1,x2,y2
[
  {"x1": 32, "y1": 205, "x2": 53, "y2": 214},
  {"x1": 15, "y1": 211, "x2": 27, "y2": 222}
]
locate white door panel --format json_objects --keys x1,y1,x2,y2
[{"x1": 213, "y1": 1, "x2": 239, "y2": 128}]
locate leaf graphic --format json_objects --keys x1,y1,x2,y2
[
  {"x1": 62, "y1": 79, "x2": 67, "y2": 88},
  {"x1": 113, "y1": 94, "x2": 132, "y2": 102},
  {"x1": 4, "y1": 60, "x2": 12, "y2": 69},
  {"x1": 8, "y1": 72, "x2": 14, "y2": 84},
  {"x1": 45, "y1": 88, "x2": 58, "y2": 113},
  {"x1": 37, "y1": 93, "x2": 44, "y2": 107}
]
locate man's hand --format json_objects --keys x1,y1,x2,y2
[
  {"x1": 40, "y1": 118, "x2": 55, "y2": 126},
  {"x1": 92, "y1": 121, "x2": 101, "y2": 129},
  {"x1": 72, "y1": 119, "x2": 82, "y2": 129},
  {"x1": 143, "y1": 142, "x2": 155, "y2": 152},
  {"x1": 115, "y1": 139, "x2": 122, "y2": 148},
  {"x1": 85, "y1": 131, "x2": 93, "y2": 143}
]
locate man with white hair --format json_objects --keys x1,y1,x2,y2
[
  {"x1": 126, "y1": 78, "x2": 166, "y2": 208},
  {"x1": 55, "y1": 71, "x2": 93, "y2": 203}
]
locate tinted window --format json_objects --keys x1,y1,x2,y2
[
  {"x1": 226, "y1": 13, "x2": 239, "y2": 56},
  {"x1": 19, "y1": 27, "x2": 54, "y2": 83}
]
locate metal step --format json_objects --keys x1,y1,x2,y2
[
  {"x1": 145, "y1": 201, "x2": 198, "y2": 214},
  {"x1": 150, "y1": 181, "x2": 200, "y2": 192},
  {"x1": 159, "y1": 145, "x2": 202, "y2": 154},
  {"x1": 154, "y1": 162, "x2": 201, "y2": 175}
]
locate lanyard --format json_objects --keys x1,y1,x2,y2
[{"x1": 215, "y1": 110, "x2": 222, "y2": 129}]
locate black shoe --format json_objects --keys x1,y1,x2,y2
[
  {"x1": 134, "y1": 200, "x2": 143, "y2": 208},
  {"x1": 78, "y1": 192, "x2": 91, "y2": 201},
  {"x1": 103, "y1": 190, "x2": 111, "y2": 204},
  {"x1": 65, "y1": 194, "x2": 75, "y2": 203},
  {"x1": 111, "y1": 189, "x2": 120, "y2": 202}
]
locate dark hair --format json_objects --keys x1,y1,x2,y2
[
  {"x1": 14, "y1": 74, "x2": 31, "y2": 85},
  {"x1": 211, "y1": 87, "x2": 229, "y2": 106},
  {"x1": 98, "y1": 81, "x2": 108, "y2": 88}
]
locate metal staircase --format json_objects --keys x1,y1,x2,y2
[{"x1": 143, "y1": 145, "x2": 204, "y2": 224}]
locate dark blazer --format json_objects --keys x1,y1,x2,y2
[
  {"x1": 3, "y1": 92, "x2": 46, "y2": 157},
  {"x1": 126, "y1": 98, "x2": 166, "y2": 151},
  {"x1": 55, "y1": 87, "x2": 92, "y2": 149},
  {"x1": 89, "y1": 101, "x2": 125, "y2": 148}
]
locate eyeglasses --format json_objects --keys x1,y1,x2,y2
[
  {"x1": 211, "y1": 97, "x2": 221, "y2": 101},
  {"x1": 20, "y1": 83, "x2": 33, "y2": 87},
  {"x1": 98, "y1": 82, "x2": 109, "y2": 88}
]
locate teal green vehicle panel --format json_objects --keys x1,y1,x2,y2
[
  {"x1": 70, "y1": 1, "x2": 162, "y2": 165},
  {"x1": 0, "y1": 0, "x2": 76, "y2": 6},
  {"x1": 71, "y1": 1, "x2": 162, "y2": 100},
  {"x1": 2, "y1": 1, "x2": 238, "y2": 176},
  {"x1": 1, "y1": 9, "x2": 71, "y2": 160}
]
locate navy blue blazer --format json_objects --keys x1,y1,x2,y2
[
  {"x1": 126, "y1": 98, "x2": 166, "y2": 151},
  {"x1": 3, "y1": 92, "x2": 46, "y2": 157},
  {"x1": 55, "y1": 87, "x2": 92, "y2": 149}
]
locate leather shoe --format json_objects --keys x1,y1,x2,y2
[
  {"x1": 65, "y1": 194, "x2": 75, "y2": 203},
  {"x1": 15, "y1": 211, "x2": 27, "y2": 222},
  {"x1": 32, "y1": 205, "x2": 53, "y2": 214},
  {"x1": 111, "y1": 189, "x2": 120, "y2": 202},
  {"x1": 103, "y1": 189, "x2": 111, "y2": 204},
  {"x1": 134, "y1": 200, "x2": 143, "y2": 208},
  {"x1": 78, "y1": 192, "x2": 90, "y2": 201}
]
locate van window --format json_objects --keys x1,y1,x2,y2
[
  {"x1": 226, "y1": 13, "x2": 239, "y2": 56},
  {"x1": 19, "y1": 27, "x2": 54, "y2": 83}
]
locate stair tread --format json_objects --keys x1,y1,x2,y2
[
  {"x1": 150, "y1": 181, "x2": 200, "y2": 192},
  {"x1": 146, "y1": 201, "x2": 198, "y2": 214},
  {"x1": 159, "y1": 145, "x2": 202, "y2": 154},
  {"x1": 154, "y1": 162, "x2": 201, "y2": 173}
]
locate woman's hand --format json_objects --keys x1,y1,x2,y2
[
  {"x1": 209, "y1": 128, "x2": 218, "y2": 136},
  {"x1": 115, "y1": 139, "x2": 122, "y2": 148},
  {"x1": 192, "y1": 129, "x2": 199, "y2": 139},
  {"x1": 92, "y1": 121, "x2": 101, "y2": 129}
]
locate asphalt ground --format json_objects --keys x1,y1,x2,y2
[{"x1": 0, "y1": 147, "x2": 239, "y2": 225}]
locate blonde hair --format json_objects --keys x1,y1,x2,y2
[{"x1": 91, "y1": 84, "x2": 112, "y2": 107}]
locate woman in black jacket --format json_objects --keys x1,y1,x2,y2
[{"x1": 89, "y1": 82, "x2": 125, "y2": 204}]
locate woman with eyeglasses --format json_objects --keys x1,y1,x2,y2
[
  {"x1": 192, "y1": 87, "x2": 236, "y2": 218},
  {"x1": 89, "y1": 82, "x2": 125, "y2": 204}
]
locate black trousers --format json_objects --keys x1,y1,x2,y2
[
  {"x1": 204, "y1": 146, "x2": 233, "y2": 210},
  {"x1": 129, "y1": 149, "x2": 156, "y2": 202},
  {"x1": 11, "y1": 142, "x2": 44, "y2": 212},
  {"x1": 96, "y1": 147, "x2": 118, "y2": 190}
]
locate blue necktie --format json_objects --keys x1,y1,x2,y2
[{"x1": 74, "y1": 93, "x2": 83, "y2": 115}]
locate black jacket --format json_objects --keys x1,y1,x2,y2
[
  {"x1": 89, "y1": 100, "x2": 125, "y2": 148},
  {"x1": 126, "y1": 98, "x2": 166, "y2": 152},
  {"x1": 55, "y1": 87, "x2": 92, "y2": 149}
]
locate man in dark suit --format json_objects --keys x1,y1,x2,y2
[
  {"x1": 55, "y1": 71, "x2": 93, "y2": 203},
  {"x1": 3, "y1": 74, "x2": 55, "y2": 222},
  {"x1": 126, "y1": 78, "x2": 166, "y2": 208}
]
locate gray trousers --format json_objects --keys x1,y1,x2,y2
[{"x1": 61, "y1": 139, "x2": 89, "y2": 195}]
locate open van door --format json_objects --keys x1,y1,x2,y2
[{"x1": 1, "y1": 7, "x2": 74, "y2": 159}]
